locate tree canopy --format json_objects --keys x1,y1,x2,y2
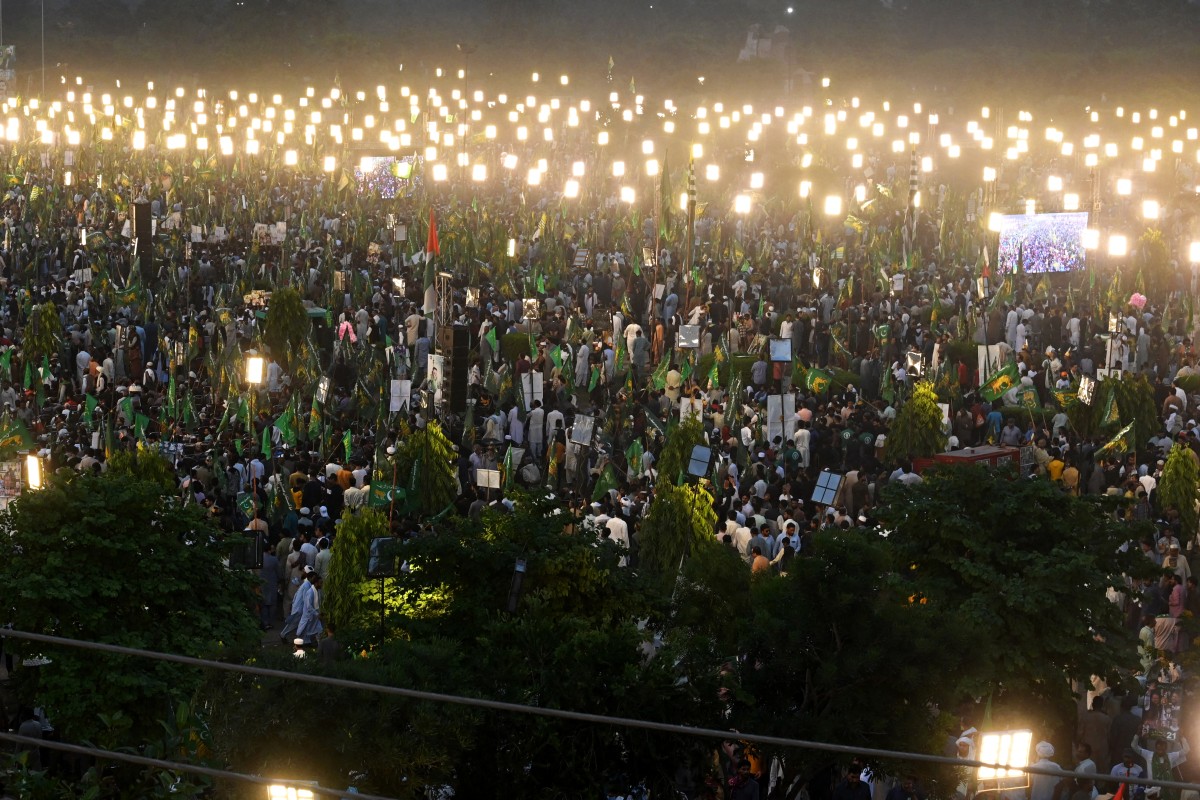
[{"x1": 0, "y1": 462, "x2": 261, "y2": 742}]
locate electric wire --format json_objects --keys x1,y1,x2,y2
[
  {"x1": 0, "y1": 731, "x2": 395, "y2": 800},
  {"x1": 3, "y1": 628, "x2": 1198, "y2": 793}
]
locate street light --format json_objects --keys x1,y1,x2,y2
[
  {"x1": 245, "y1": 356, "x2": 265, "y2": 386},
  {"x1": 267, "y1": 785, "x2": 316, "y2": 800},
  {"x1": 25, "y1": 453, "x2": 42, "y2": 491},
  {"x1": 976, "y1": 729, "x2": 1033, "y2": 789}
]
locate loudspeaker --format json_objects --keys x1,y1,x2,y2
[
  {"x1": 448, "y1": 325, "x2": 470, "y2": 414},
  {"x1": 132, "y1": 200, "x2": 153, "y2": 280}
]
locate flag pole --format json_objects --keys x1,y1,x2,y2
[{"x1": 683, "y1": 156, "x2": 696, "y2": 326}]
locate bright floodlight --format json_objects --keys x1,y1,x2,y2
[
  {"x1": 823, "y1": 195, "x2": 842, "y2": 216},
  {"x1": 1082, "y1": 229, "x2": 1100, "y2": 250},
  {"x1": 25, "y1": 454, "x2": 42, "y2": 491},
  {"x1": 267, "y1": 786, "x2": 315, "y2": 800},
  {"x1": 1109, "y1": 235, "x2": 1128, "y2": 257},
  {"x1": 977, "y1": 730, "x2": 1033, "y2": 783},
  {"x1": 245, "y1": 356, "x2": 265, "y2": 385},
  {"x1": 988, "y1": 212, "x2": 1004, "y2": 233},
  {"x1": 1143, "y1": 199, "x2": 1160, "y2": 220},
  {"x1": 734, "y1": 195, "x2": 751, "y2": 215},
  {"x1": 620, "y1": 186, "x2": 635, "y2": 204},
  {"x1": 1116, "y1": 178, "x2": 1132, "y2": 195},
  {"x1": 1189, "y1": 242, "x2": 1200, "y2": 262},
  {"x1": 564, "y1": 179, "x2": 580, "y2": 198},
  {"x1": 1063, "y1": 193, "x2": 1080, "y2": 211}
]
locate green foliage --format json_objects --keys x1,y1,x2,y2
[
  {"x1": 263, "y1": 286, "x2": 310, "y2": 371},
  {"x1": 500, "y1": 331, "x2": 536, "y2": 364},
  {"x1": 1159, "y1": 443, "x2": 1200, "y2": 537},
  {"x1": 23, "y1": 302, "x2": 63, "y2": 367},
  {"x1": 105, "y1": 446, "x2": 178, "y2": 493},
  {"x1": 205, "y1": 493, "x2": 720, "y2": 797},
  {"x1": 1068, "y1": 373, "x2": 1159, "y2": 445},
  {"x1": 324, "y1": 507, "x2": 391, "y2": 632},
  {"x1": 391, "y1": 421, "x2": 459, "y2": 515},
  {"x1": 657, "y1": 416, "x2": 705, "y2": 481},
  {"x1": 879, "y1": 465, "x2": 1159, "y2": 713},
  {"x1": 0, "y1": 469, "x2": 260, "y2": 743},
  {"x1": 885, "y1": 380, "x2": 947, "y2": 461},
  {"x1": 1137, "y1": 228, "x2": 1172, "y2": 297},
  {"x1": 639, "y1": 481, "x2": 718, "y2": 578},
  {"x1": 733, "y1": 529, "x2": 968, "y2": 791},
  {"x1": 670, "y1": 540, "x2": 750, "y2": 661}
]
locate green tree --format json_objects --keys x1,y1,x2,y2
[
  {"x1": 657, "y1": 416, "x2": 705, "y2": 481},
  {"x1": 324, "y1": 506, "x2": 391, "y2": 631},
  {"x1": 105, "y1": 446, "x2": 178, "y2": 493},
  {"x1": 884, "y1": 380, "x2": 947, "y2": 461},
  {"x1": 1159, "y1": 443, "x2": 1200, "y2": 539},
  {"x1": 879, "y1": 465, "x2": 1159, "y2": 718},
  {"x1": 638, "y1": 481, "x2": 719, "y2": 578},
  {"x1": 22, "y1": 302, "x2": 64, "y2": 368},
  {"x1": 390, "y1": 420, "x2": 458, "y2": 515},
  {"x1": 205, "y1": 493, "x2": 723, "y2": 797},
  {"x1": 0, "y1": 469, "x2": 260, "y2": 742},
  {"x1": 732, "y1": 530, "x2": 968, "y2": 798},
  {"x1": 263, "y1": 285, "x2": 310, "y2": 371}
]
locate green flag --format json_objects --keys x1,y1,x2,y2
[
  {"x1": 707, "y1": 360, "x2": 720, "y2": 389},
  {"x1": 529, "y1": 333, "x2": 538, "y2": 361},
  {"x1": 83, "y1": 393, "x2": 99, "y2": 428},
  {"x1": 309, "y1": 394, "x2": 321, "y2": 439},
  {"x1": 343, "y1": 429, "x2": 353, "y2": 462},
  {"x1": 881, "y1": 366, "x2": 895, "y2": 405},
  {"x1": 1095, "y1": 420, "x2": 1135, "y2": 459},
  {"x1": 22, "y1": 359, "x2": 31, "y2": 390},
  {"x1": 804, "y1": 367, "x2": 834, "y2": 395},
  {"x1": 1053, "y1": 389, "x2": 1077, "y2": 408},
  {"x1": 1102, "y1": 390, "x2": 1121, "y2": 426},
  {"x1": 650, "y1": 355, "x2": 670, "y2": 391},
  {"x1": 0, "y1": 415, "x2": 34, "y2": 455},
  {"x1": 118, "y1": 396, "x2": 134, "y2": 424},
  {"x1": 588, "y1": 365, "x2": 601, "y2": 392},
  {"x1": 1016, "y1": 386, "x2": 1040, "y2": 411},
  {"x1": 592, "y1": 462, "x2": 619, "y2": 502},
  {"x1": 625, "y1": 439, "x2": 644, "y2": 473},
  {"x1": 167, "y1": 374, "x2": 177, "y2": 418},
  {"x1": 274, "y1": 404, "x2": 297, "y2": 447},
  {"x1": 0, "y1": 348, "x2": 11, "y2": 381},
  {"x1": 503, "y1": 445, "x2": 516, "y2": 489},
  {"x1": 238, "y1": 395, "x2": 250, "y2": 427},
  {"x1": 134, "y1": 413, "x2": 150, "y2": 442},
  {"x1": 979, "y1": 362, "x2": 1019, "y2": 402},
  {"x1": 485, "y1": 326, "x2": 498, "y2": 352},
  {"x1": 261, "y1": 419, "x2": 272, "y2": 458}
]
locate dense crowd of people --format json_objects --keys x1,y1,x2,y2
[{"x1": 0, "y1": 75, "x2": 1196, "y2": 798}]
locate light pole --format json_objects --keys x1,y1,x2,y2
[{"x1": 40, "y1": 0, "x2": 44, "y2": 98}]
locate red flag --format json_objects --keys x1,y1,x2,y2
[{"x1": 427, "y1": 207, "x2": 440, "y2": 257}]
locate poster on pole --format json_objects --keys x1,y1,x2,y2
[
  {"x1": 765, "y1": 394, "x2": 797, "y2": 443},
  {"x1": 0, "y1": 460, "x2": 22, "y2": 510},
  {"x1": 521, "y1": 372, "x2": 544, "y2": 408},
  {"x1": 1141, "y1": 683, "x2": 1183, "y2": 742}
]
